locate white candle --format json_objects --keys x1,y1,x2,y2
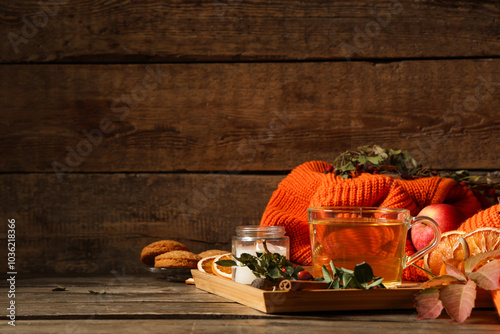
[
  {"x1": 232, "y1": 242, "x2": 288, "y2": 284},
  {"x1": 231, "y1": 225, "x2": 290, "y2": 285}
]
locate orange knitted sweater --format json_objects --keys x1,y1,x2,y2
[
  {"x1": 459, "y1": 203, "x2": 500, "y2": 232},
  {"x1": 260, "y1": 161, "x2": 482, "y2": 281}
]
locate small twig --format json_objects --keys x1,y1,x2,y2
[
  {"x1": 411, "y1": 263, "x2": 435, "y2": 278},
  {"x1": 261, "y1": 239, "x2": 271, "y2": 255}
]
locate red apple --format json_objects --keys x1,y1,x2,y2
[{"x1": 411, "y1": 204, "x2": 467, "y2": 251}]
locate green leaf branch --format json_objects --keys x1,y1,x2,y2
[
  {"x1": 328, "y1": 145, "x2": 499, "y2": 205},
  {"x1": 216, "y1": 240, "x2": 304, "y2": 281},
  {"x1": 318, "y1": 260, "x2": 385, "y2": 290}
]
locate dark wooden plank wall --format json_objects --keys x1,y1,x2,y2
[{"x1": 0, "y1": 0, "x2": 499, "y2": 277}]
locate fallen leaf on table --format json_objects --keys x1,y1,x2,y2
[{"x1": 414, "y1": 287, "x2": 444, "y2": 320}]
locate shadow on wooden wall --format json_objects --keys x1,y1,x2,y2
[{"x1": 1, "y1": 0, "x2": 499, "y2": 277}]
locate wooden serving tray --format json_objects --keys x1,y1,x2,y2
[{"x1": 191, "y1": 270, "x2": 494, "y2": 314}]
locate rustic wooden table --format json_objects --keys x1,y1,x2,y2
[{"x1": 3, "y1": 274, "x2": 499, "y2": 333}]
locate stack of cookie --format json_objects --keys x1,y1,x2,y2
[
  {"x1": 140, "y1": 240, "x2": 199, "y2": 268},
  {"x1": 140, "y1": 239, "x2": 228, "y2": 270}
]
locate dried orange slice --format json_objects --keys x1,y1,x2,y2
[
  {"x1": 452, "y1": 227, "x2": 500, "y2": 260},
  {"x1": 423, "y1": 230, "x2": 466, "y2": 277},
  {"x1": 212, "y1": 253, "x2": 233, "y2": 280},
  {"x1": 197, "y1": 255, "x2": 218, "y2": 274}
]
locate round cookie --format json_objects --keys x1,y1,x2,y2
[
  {"x1": 141, "y1": 240, "x2": 189, "y2": 266},
  {"x1": 198, "y1": 249, "x2": 230, "y2": 259},
  {"x1": 154, "y1": 250, "x2": 201, "y2": 268}
]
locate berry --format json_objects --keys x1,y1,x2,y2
[
  {"x1": 297, "y1": 270, "x2": 312, "y2": 280},
  {"x1": 326, "y1": 165, "x2": 334, "y2": 173}
]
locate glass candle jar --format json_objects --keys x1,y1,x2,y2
[{"x1": 231, "y1": 225, "x2": 289, "y2": 284}]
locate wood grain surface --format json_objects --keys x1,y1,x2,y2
[
  {"x1": 2, "y1": 60, "x2": 499, "y2": 174},
  {"x1": 1, "y1": 0, "x2": 500, "y2": 62},
  {"x1": 0, "y1": 173, "x2": 281, "y2": 276},
  {"x1": 191, "y1": 270, "x2": 495, "y2": 313},
  {"x1": 1, "y1": 276, "x2": 498, "y2": 333},
  {"x1": 7, "y1": 318, "x2": 500, "y2": 334},
  {"x1": 2, "y1": 1, "x2": 500, "y2": 277}
]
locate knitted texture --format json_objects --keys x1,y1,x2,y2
[
  {"x1": 401, "y1": 238, "x2": 427, "y2": 282},
  {"x1": 458, "y1": 203, "x2": 500, "y2": 232},
  {"x1": 260, "y1": 161, "x2": 482, "y2": 281}
]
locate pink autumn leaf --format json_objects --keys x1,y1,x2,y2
[
  {"x1": 466, "y1": 259, "x2": 500, "y2": 290},
  {"x1": 414, "y1": 287, "x2": 443, "y2": 320},
  {"x1": 440, "y1": 280, "x2": 477, "y2": 323},
  {"x1": 419, "y1": 275, "x2": 461, "y2": 289},
  {"x1": 465, "y1": 249, "x2": 500, "y2": 273},
  {"x1": 444, "y1": 262, "x2": 467, "y2": 281}
]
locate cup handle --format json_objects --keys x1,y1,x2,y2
[{"x1": 405, "y1": 216, "x2": 441, "y2": 268}]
